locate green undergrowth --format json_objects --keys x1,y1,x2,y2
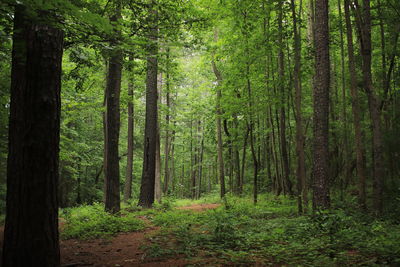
[
  {"x1": 144, "y1": 194, "x2": 400, "y2": 266},
  {"x1": 59, "y1": 203, "x2": 145, "y2": 240}
]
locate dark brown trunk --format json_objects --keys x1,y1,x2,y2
[
  {"x1": 105, "y1": 3, "x2": 122, "y2": 214},
  {"x1": 3, "y1": 7, "x2": 63, "y2": 266},
  {"x1": 312, "y1": 0, "x2": 330, "y2": 210},
  {"x1": 138, "y1": 4, "x2": 158, "y2": 208}
]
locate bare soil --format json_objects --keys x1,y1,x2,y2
[{"x1": 60, "y1": 203, "x2": 221, "y2": 267}]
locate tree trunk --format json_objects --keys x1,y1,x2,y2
[
  {"x1": 353, "y1": 0, "x2": 384, "y2": 214},
  {"x1": 105, "y1": 2, "x2": 122, "y2": 214},
  {"x1": 163, "y1": 50, "x2": 171, "y2": 194},
  {"x1": 278, "y1": 0, "x2": 293, "y2": 197},
  {"x1": 291, "y1": 0, "x2": 308, "y2": 213},
  {"x1": 138, "y1": 3, "x2": 158, "y2": 208},
  {"x1": 344, "y1": 0, "x2": 367, "y2": 209},
  {"x1": 3, "y1": 7, "x2": 63, "y2": 266},
  {"x1": 212, "y1": 50, "x2": 226, "y2": 198},
  {"x1": 312, "y1": 0, "x2": 331, "y2": 210},
  {"x1": 124, "y1": 67, "x2": 134, "y2": 202},
  {"x1": 155, "y1": 125, "x2": 161, "y2": 203}
]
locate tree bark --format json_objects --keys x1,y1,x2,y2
[
  {"x1": 344, "y1": 0, "x2": 367, "y2": 209},
  {"x1": 278, "y1": 0, "x2": 293, "y2": 197},
  {"x1": 163, "y1": 49, "x2": 171, "y2": 194},
  {"x1": 212, "y1": 50, "x2": 226, "y2": 199},
  {"x1": 312, "y1": 0, "x2": 331, "y2": 210},
  {"x1": 3, "y1": 7, "x2": 63, "y2": 266},
  {"x1": 105, "y1": 2, "x2": 122, "y2": 214},
  {"x1": 291, "y1": 0, "x2": 308, "y2": 214},
  {"x1": 138, "y1": 3, "x2": 158, "y2": 208},
  {"x1": 353, "y1": 0, "x2": 384, "y2": 214},
  {"x1": 124, "y1": 65, "x2": 134, "y2": 202}
]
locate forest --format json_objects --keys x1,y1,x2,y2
[{"x1": 0, "y1": 0, "x2": 400, "y2": 266}]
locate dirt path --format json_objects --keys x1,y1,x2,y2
[{"x1": 61, "y1": 203, "x2": 220, "y2": 267}]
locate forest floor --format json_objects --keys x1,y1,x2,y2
[{"x1": 61, "y1": 203, "x2": 221, "y2": 267}]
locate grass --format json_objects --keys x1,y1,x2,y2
[
  {"x1": 59, "y1": 194, "x2": 400, "y2": 266},
  {"x1": 59, "y1": 202, "x2": 145, "y2": 240}
]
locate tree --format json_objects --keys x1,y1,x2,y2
[
  {"x1": 312, "y1": 0, "x2": 331, "y2": 210},
  {"x1": 344, "y1": 0, "x2": 367, "y2": 209},
  {"x1": 123, "y1": 58, "x2": 135, "y2": 202},
  {"x1": 2, "y1": 6, "x2": 63, "y2": 266},
  {"x1": 138, "y1": 1, "x2": 158, "y2": 208},
  {"x1": 353, "y1": 0, "x2": 384, "y2": 214},
  {"x1": 105, "y1": 0, "x2": 123, "y2": 213},
  {"x1": 291, "y1": 0, "x2": 308, "y2": 213}
]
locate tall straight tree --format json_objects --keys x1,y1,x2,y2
[
  {"x1": 353, "y1": 0, "x2": 384, "y2": 214},
  {"x1": 124, "y1": 58, "x2": 135, "y2": 202},
  {"x1": 3, "y1": 6, "x2": 63, "y2": 266},
  {"x1": 291, "y1": 0, "x2": 308, "y2": 213},
  {"x1": 344, "y1": 0, "x2": 367, "y2": 208},
  {"x1": 312, "y1": 0, "x2": 331, "y2": 210},
  {"x1": 138, "y1": 1, "x2": 158, "y2": 208},
  {"x1": 212, "y1": 56, "x2": 226, "y2": 199},
  {"x1": 105, "y1": 0, "x2": 123, "y2": 213}
]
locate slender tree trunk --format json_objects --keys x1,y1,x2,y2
[
  {"x1": 277, "y1": 0, "x2": 293, "y2": 196},
  {"x1": 354, "y1": 0, "x2": 384, "y2": 214},
  {"x1": 163, "y1": 52, "x2": 171, "y2": 194},
  {"x1": 3, "y1": 7, "x2": 63, "y2": 266},
  {"x1": 344, "y1": 0, "x2": 367, "y2": 209},
  {"x1": 105, "y1": 2, "x2": 122, "y2": 213},
  {"x1": 291, "y1": 0, "x2": 308, "y2": 214},
  {"x1": 155, "y1": 126, "x2": 161, "y2": 203},
  {"x1": 124, "y1": 67, "x2": 134, "y2": 202},
  {"x1": 212, "y1": 48, "x2": 226, "y2": 198},
  {"x1": 138, "y1": 3, "x2": 158, "y2": 208},
  {"x1": 240, "y1": 127, "x2": 250, "y2": 195},
  {"x1": 338, "y1": 0, "x2": 349, "y2": 194},
  {"x1": 312, "y1": 0, "x2": 331, "y2": 210}
]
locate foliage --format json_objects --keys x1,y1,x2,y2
[
  {"x1": 60, "y1": 203, "x2": 145, "y2": 240},
  {"x1": 145, "y1": 194, "x2": 400, "y2": 266}
]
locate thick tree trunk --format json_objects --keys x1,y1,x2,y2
[
  {"x1": 3, "y1": 7, "x2": 63, "y2": 266},
  {"x1": 312, "y1": 0, "x2": 331, "y2": 210},
  {"x1": 105, "y1": 3, "x2": 122, "y2": 214},
  {"x1": 124, "y1": 71, "x2": 134, "y2": 202},
  {"x1": 344, "y1": 0, "x2": 367, "y2": 209},
  {"x1": 138, "y1": 4, "x2": 158, "y2": 208}
]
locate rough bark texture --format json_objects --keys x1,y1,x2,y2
[
  {"x1": 3, "y1": 7, "x2": 63, "y2": 267},
  {"x1": 123, "y1": 74, "x2": 134, "y2": 202},
  {"x1": 312, "y1": 0, "x2": 331, "y2": 210},
  {"x1": 138, "y1": 6, "x2": 158, "y2": 208},
  {"x1": 344, "y1": 0, "x2": 367, "y2": 208},
  {"x1": 105, "y1": 5, "x2": 122, "y2": 213}
]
